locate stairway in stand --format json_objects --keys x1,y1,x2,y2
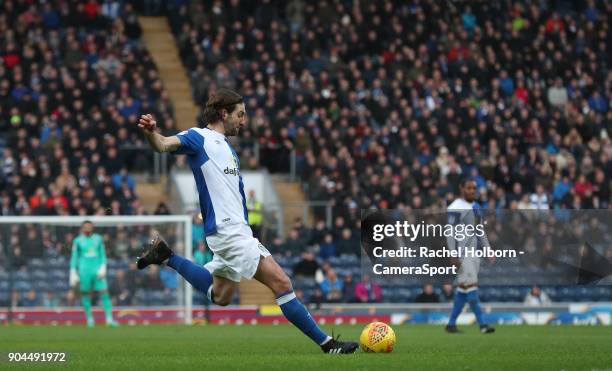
[
  {"x1": 135, "y1": 16, "x2": 199, "y2": 212},
  {"x1": 274, "y1": 179, "x2": 312, "y2": 237},
  {"x1": 138, "y1": 16, "x2": 199, "y2": 131}
]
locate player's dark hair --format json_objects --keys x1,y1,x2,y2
[
  {"x1": 459, "y1": 177, "x2": 475, "y2": 188},
  {"x1": 82, "y1": 220, "x2": 93, "y2": 226},
  {"x1": 199, "y1": 88, "x2": 243, "y2": 128}
]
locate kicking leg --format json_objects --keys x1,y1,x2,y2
[
  {"x1": 138, "y1": 236, "x2": 214, "y2": 293},
  {"x1": 137, "y1": 235, "x2": 237, "y2": 306},
  {"x1": 166, "y1": 254, "x2": 214, "y2": 293},
  {"x1": 166, "y1": 254, "x2": 239, "y2": 306},
  {"x1": 254, "y1": 256, "x2": 357, "y2": 354}
]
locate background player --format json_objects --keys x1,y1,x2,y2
[
  {"x1": 135, "y1": 88, "x2": 358, "y2": 354},
  {"x1": 445, "y1": 179, "x2": 495, "y2": 334},
  {"x1": 69, "y1": 221, "x2": 118, "y2": 327}
]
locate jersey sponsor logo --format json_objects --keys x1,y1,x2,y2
[{"x1": 224, "y1": 167, "x2": 240, "y2": 176}]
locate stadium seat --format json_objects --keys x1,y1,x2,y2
[
  {"x1": 14, "y1": 281, "x2": 32, "y2": 292},
  {"x1": 31, "y1": 268, "x2": 47, "y2": 280},
  {"x1": 29, "y1": 258, "x2": 44, "y2": 267}
]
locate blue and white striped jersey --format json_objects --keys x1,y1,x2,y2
[{"x1": 172, "y1": 127, "x2": 248, "y2": 236}]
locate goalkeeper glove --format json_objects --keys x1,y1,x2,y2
[
  {"x1": 96, "y1": 265, "x2": 106, "y2": 279},
  {"x1": 69, "y1": 269, "x2": 79, "y2": 287}
]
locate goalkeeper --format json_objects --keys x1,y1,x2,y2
[{"x1": 69, "y1": 220, "x2": 118, "y2": 327}]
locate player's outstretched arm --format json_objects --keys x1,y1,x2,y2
[{"x1": 138, "y1": 114, "x2": 181, "y2": 153}]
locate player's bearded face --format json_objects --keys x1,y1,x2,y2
[{"x1": 224, "y1": 103, "x2": 246, "y2": 136}]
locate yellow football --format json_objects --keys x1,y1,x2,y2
[{"x1": 359, "y1": 322, "x2": 396, "y2": 353}]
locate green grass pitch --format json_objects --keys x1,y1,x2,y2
[{"x1": 1, "y1": 325, "x2": 611, "y2": 370}]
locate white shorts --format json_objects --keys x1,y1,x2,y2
[
  {"x1": 456, "y1": 256, "x2": 480, "y2": 288},
  {"x1": 204, "y1": 223, "x2": 271, "y2": 283}
]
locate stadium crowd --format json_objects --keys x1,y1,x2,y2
[
  {"x1": 168, "y1": 0, "x2": 610, "y2": 228},
  {"x1": 0, "y1": 0, "x2": 176, "y2": 217},
  {"x1": 1, "y1": 0, "x2": 611, "y2": 307}
]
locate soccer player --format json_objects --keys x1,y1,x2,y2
[
  {"x1": 445, "y1": 179, "x2": 495, "y2": 334},
  {"x1": 135, "y1": 88, "x2": 358, "y2": 354},
  {"x1": 69, "y1": 221, "x2": 118, "y2": 327}
]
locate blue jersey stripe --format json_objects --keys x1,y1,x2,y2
[
  {"x1": 185, "y1": 134, "x2": 217, "y2": 236},
  {"x1": 225, "y1": 139, "x2": 249, "y2": 224}
]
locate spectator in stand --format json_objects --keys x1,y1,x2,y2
[
  {"x1": 281, "y1": 229, "x2": 307, "y2": 257},
  {"x1": 114, "y1": 229, "x2": 130, "y2": 258},
  {"x1": 0, "y1": 1, "x2": 175, "y2": 219},
  {"x1": 335, "y1": 228, "x2": 359, "y2": 256},
  {"x1": 267, "y1": 236, "x2": 283, "y2": 255},
  {"x1": 574, "y1": 175, "x2": 593, "y2": 199},
  {"x1": 354, "y1": 275, "x2": 381, "y2": 303},
  {"x1": 164, "y1": 0, "x2": 609, "y2": 230},
  {"x1": 292, "y1": 250, "x2": 320, "y2": 279},
  {"x1": 43, "y1": 291, "x2": 60, "y2": 308},
  {"x1": 64, "y1": 288, "x2": 79, "y2": 307},
  {"x1": 111, "y1": 168, "x2": 135, "y2": 192},
  {"x1": 21, "y1": 290, "x2": 40, "y2": 307},
  {"x1": 154, "y1": 202, "x2": 171, "y2": 215},
  {"x1": 246, "y1": 190, "x2": 263, "y2": 239},
  {"x1": 341, "y1": 274, "x2": 356, "y2": 303},
  {"x1": 320, "y1": 268, "x2": 343, "y2": 303},
  {"x1": 440, "y1": 284, "x2": 454, "y2": 302},
  {"x1": 530, "y1": 184, "x2": 550, "y2": 209},
  {"x1": 309, "y1": 288, "x2": 324, "y2": 309},
  {"x1": 524, "y1": 285, "x2": 552, "y2": 306},
  {"x1": 309, "y1": 220, "x2": 329, "y2": 247},
  {"x1": 547, "y1": 78, "x2": 569, "y2": 107},
  {"x1": 292, "y1": 217, "x2": 311, "y2": 242},
  {"x1": 553, "y1": 173, "x2": 573, "y2": 206},
  {"x1": 414, "y1": 284, "x2": 440, "y2": 303},
  {"x1": 126, "y1": 261, "x2": 143, "y2": 289},
  {"x1": 318, "y1": 233, "x2": 336, "y2": 260},
  {"x1": 109, "y1": 269, "x2": 133, "y2": 306},
  {"x1": 143, "y1": 265, "x2": 164, "y2": 291}
]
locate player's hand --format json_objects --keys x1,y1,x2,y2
[
  {"x1": 69, "y1": 269, "x2": 79, "y2": 287},
  {"x1": 138, "y1": 114, "x2": 157, "y2": 133},
  {"x1": 97, "y1": 265, "x2": 107, "y2": 279}
]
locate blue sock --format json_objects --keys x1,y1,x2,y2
[
  {"x1": 467, "y1": 290, "x2": 485, "y2": 326},
  {"x1": 167, "y1": 255, "x2": 213, "y2": 294},
  {"x1": 277, "y1": 291, "x2": 330, "y2": 345},
  {"x1": 448, "y1": 289, "x2": 467, "y2": 326}
]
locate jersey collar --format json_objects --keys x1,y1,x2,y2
[{"x1": 204, "y1": 127, "x2": 226, "y2": 139}]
